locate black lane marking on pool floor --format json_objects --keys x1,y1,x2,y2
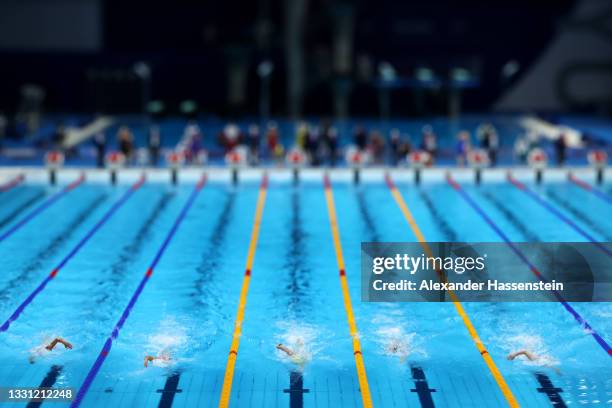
[
  {"x1": 284, "y1": 191, "x2": 310, "y2": 315},
  {"x1": 26, "y1": 365, "x2": 62, "y2": 408},
  {"x1": 284, "y1": 371, "x2": 309, "y2": 408},
  {"x1": 0, "y1": 184, "x2": 27, "y2": 203},
  {"x1": 545, "y1": 189, "x2": 612, "y2": 241},
  {"x1": 418, "y1": 190, "x2": 459, "y2": 242},
  {"x1": 357, "y1": 188, "x2": 406, "y2": 301},
  {"x1": 191, "y1": 192, "x2": 235, "y2": 308},
  {"x1": 0, "y1": 191, "x2": 46, "y2": 231},
  {"x1": 0, "y1": 194, "x2": 108, "y2": 303},
  {"x1": 92, "y1": 192, "x2": 174, "y2": 307},
  {"x1": 480, "y1": 190, "x2": 540, "y2": 242},
  {"x1": 356, "y1": 189, "x2": 382, "y2": 242},
  {"x1": 410, "y1": 366, "x2": 436, "y2": 408},
  {"x1": 157, "y1": 373, "x2": 182, "y2": 408},
  {"x1": 535, "y1": 373, "x2": 566, "y2": 408},
  {"x1": 359, "y1": 188, "x2": 439, "y2": 402}
]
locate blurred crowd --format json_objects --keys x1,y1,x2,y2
[
  {"x1": 167, "y1": 120, "x2": 501, "y2": 167},
  {"x1": 212, "y1": 120, "x2": 503, "y2": 167},
  {"x1": 31, "y1": 118, "x2": 587, "y2": 168}
]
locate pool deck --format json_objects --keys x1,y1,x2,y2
[{"x1": 0, "y1": 166, "x2": 610, "y2": 187}]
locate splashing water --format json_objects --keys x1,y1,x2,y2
[
  {"x1": 375, "y1": 325, "x2": 425, "y2": 363},
  {"x1": 274, "y1": 321, "x2": 325, "y2": 369},
  {"x1": 503, "y1": 333, "x2": 559, "y2": 369},
  {"x1": 142, "y1": 316, "x2": 198, "y2": 369}
]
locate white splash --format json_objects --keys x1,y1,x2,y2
[
  {"x1": 274, "y1": 321, "x2": 324, "y2": 369},
  {"x1": 143, "y1": 317, "x2": 193, "y2": 368},
  {"x1": 375, "y1": 325, "x2": 426, "y2": 362},
  {"x1": 504, "y1": 333, "x2": 559, "y2": 368}
]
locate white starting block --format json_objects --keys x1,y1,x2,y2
[
  {"x1": 408, "y1": 150, "x2": 431, "y2": 184},
  {"x1": 166, "y1": 151, "x2": 184, "y2": 185},
  {"x1": 588, "y1": 149, "x2": 607, "y2": 184},
  {"x1": 106, "y1": 151, "x2": 126, "y2": 185},
  {"x1": 345, "y1": 146, "x2": 369, "y2": 184},
  {"x1": 44, "y1": 150, "x2": 65, "y2": 185},
  {"x1": 286, "y1": 148, "x2": 308, "y2": 184},
  {"x1": 527, "y1": 148, "x2": 547, "y2": 184},
  {"x1": 467, "y1": 149, "x2": 490, "y2": 184},
  {"x1": 588, "y1": 149, "x2": 607, "y2": 167},
  {"x1": 225, "y1": 146, "x2": 249, "y2": 185}
]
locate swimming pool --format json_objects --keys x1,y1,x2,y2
[{"x1": 0, "y1": 168, "x2": 609, "y2": 407}]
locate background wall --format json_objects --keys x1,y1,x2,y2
[{"x1": 0, "y1": 0, "x2": 102, "y2": 52}]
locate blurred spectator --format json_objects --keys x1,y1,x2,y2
[
  {"x1": 188, "y1": 132, "x2": 203, "y2": 164},
  {"x1": 219, "y1": 123, "x2": 241, "y2": 153},
  {"x1": 369, "y1": 129, "x2": 385, "y2": 164},
  {"x1": 117, "y1": 126, "x2": 134, "y2": 163},
  {"x1": 514, "y1": 134, "x2": 529, "y2": 164},
  {"x1": 515, "y1": 131, "x2": 542, "y2": 164},
  {"x1": 266, "y1": 122, "x2": 284, "y2": 162},
  {"x1": 0, "y1": 113, "x2": 6, "y2": 150},
  {"x1": 477, "y1": 123, "x2": 499, "y2": 166},
  {"x1": 0, "y1": 113, "x2": 6, "y2": 139},
  {"x1": 53, "y1": 123, "x2": 66, "y2": 151},
  {"x1": 247, "y1": 124, "x2": 260, "y2": 164},
  {"x1": 148, "y1": 125, "x2": 161, "y2": 166},
  {"x1": 182, "y1": 121, "x2": 203, "y2": 163},
  {"x1": 321, "y1": 120, "x2": 338, "y2": 166},
  {"x1": 398, "y1": 135, "x2": 412, "y2": 162},
  {"x1": 390, "y1": 128, "x2": 401, "y2": 165},
  {"x1": 327, "y1": 126, "x2": 338, "y2": 166},
  {"x1": 354, "y1": 125, "x2": 367, "y2": 150},
  {"x1": 305, "y1": 124, "x2": 320, "y2": 165},
  {"x1": 421, "y1": 125, "x2": 437, "y2": 165},
  {"x1": 295, "y1": 122, "x2": 308, "y2": 150},
  {"x1": 455, "y1": 130, "x2": 471, "y2": 167},
  {"x1": 555, "y1": 133, "x2": 568, "y2": 166},
  {"x1": 92, "y1": 132, "x2": 106, "y2": 168}
]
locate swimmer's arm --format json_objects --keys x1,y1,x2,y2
[
  {"x1": 276, "y1": 344, "x2": 294, "y2": 356},
  {"x1": 144, "y1": 355, "x2": 156, "y2": 368},
  {"x1": 507, "y1": 350, "x2": 537, "y2": 361},
  {"x1": 45, "y1": 338, "x2": 72, "y2": 351}
]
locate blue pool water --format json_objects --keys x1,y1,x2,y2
[{"x1": 0, "y1": 174, "x2": 610, "y2": 407}]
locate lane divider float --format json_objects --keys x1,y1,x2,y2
[
  {"x1": 568, "y1": 172, "x2": 612, "y2": 206},
  {"x1": 218, "y1": 173, "x2": 269, "y2": 408},
  {"x1": 0, "y1": 174, "x2": 145, "y2": 332},
  {"x1": 323, "y1": 173, "x2": 373, "y2": 408},
  {"x1": 0, "y1": 174, "x2": 85, "y2": 243},
  {"x1": 0, "y1": 174, "x2": 25, "y2": 192},
  {"x1": 507, "y1": 173, "x2": 612, "y2": 258},
  {"x1": 447, "y1": 174, "x2": 611, "y2": 356},
  {"x1": 385, "y1": 172, "x2": 519, "y2": 407},
  {"x1": 71, "y1": 174, "x2": 207, "y2": 407}
]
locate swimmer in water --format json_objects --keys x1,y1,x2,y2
[
  {"x1": 29, "y1": 337, "x2": 72, "y2": 364},
  {"x1": 276, "y1": 343, "x2": 308, "y2": 367},
  {"x1": 507, "y1": 350, "x2": 537, "y2": 361},
  {"x1": 386, "y1": 338, "x2": 409, "y2": 363},
  {"x1": 508, "y1": 350, "x2": 560, "y2": 374},
  {"x1": 144, "y1": 350, "x2": 172, "y2": 368}
]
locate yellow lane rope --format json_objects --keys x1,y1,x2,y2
[
  {"x1": 218, "y1": 173, "x2": 269, "y2": 408},
  {"x1": 384, "y1": 172, "x2": 519, "y2": 408},
  {"x1": 323, "y1": 173, "x2": 373, "y2": 408}
]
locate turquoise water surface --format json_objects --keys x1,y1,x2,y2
[{"x1": 0, "y1": 176, "x2": 609, "y2": 407}]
